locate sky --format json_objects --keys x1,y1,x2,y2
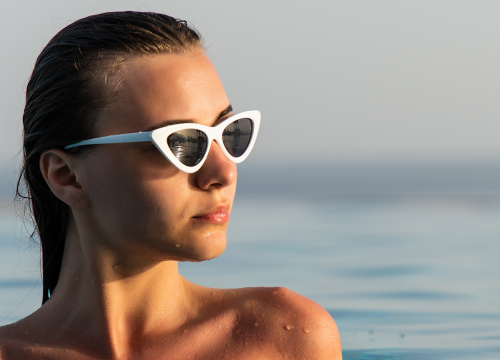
[{"x1": 1, "y1": 0, "x2": 500, "y2": 170}]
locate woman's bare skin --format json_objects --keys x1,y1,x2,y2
[{"x1": 0, "y1": 49, "x2": 341, "y2": 359}]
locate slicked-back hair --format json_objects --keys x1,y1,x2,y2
[{"x1": 17, "y1": 11, "x2": 203, "y2": 304}]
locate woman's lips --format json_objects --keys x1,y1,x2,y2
[{"x1": 192, "y1": 210, "x2": 230, "y2": 223}]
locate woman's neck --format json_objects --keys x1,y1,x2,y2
[{"x1": 41, "y1": 224, "x2": 199, "y2": 358}]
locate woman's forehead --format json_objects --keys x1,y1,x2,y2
[{"x1": 97, "y1": 50, "x2": 230, "y2": 136}]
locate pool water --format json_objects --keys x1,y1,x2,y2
[{"x1": 0, "y1": 193, "x2": 499, "y2": 359}]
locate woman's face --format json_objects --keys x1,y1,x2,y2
[{"x1": 76, "y1": 49, "x2": 236, "y2": 263}]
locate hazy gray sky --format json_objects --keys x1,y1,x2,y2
[{"x1": 2, "y1": 1, "x2": 500, "y2": 168}]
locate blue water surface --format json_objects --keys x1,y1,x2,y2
[{"x1": 0, "y1": 187, "x2": 499, "y2": 359}]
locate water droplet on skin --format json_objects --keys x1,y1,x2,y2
[
  {"x1": 302, "y1": 328, "x2": 311, "y2": 334},
  {"x1": 254, "y1": 323, "x2": 260, "y2": 327},
  {"x1": 175, "y1": 244, "x2": 181, "y2": 248},
  {"x1": 284, "y1": 325, "x2": 293, "y2": 330}
]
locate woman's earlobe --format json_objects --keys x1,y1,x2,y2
[{"x1": 40, "y1": 149, "x2": 89, "y2": 208}]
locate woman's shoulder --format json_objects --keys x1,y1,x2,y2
[
  {"x1": 0, "y1": 321, "x2": 85, "y2": 360},
  {"x1": 212, "y1": 286, "x2": 342, "y2": 359},
  {"x1": 0, "y1": 313, "x2": 69, "y2": 360},
  {"x1": 0, "y1": 322, "x2": 38, "y2": 360}
]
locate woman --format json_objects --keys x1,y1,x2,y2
[{"x1": 0, "y1": 12, "x2": 341, "y2": 359}]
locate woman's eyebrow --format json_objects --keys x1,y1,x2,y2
[
  {"x1": 216, "y1": 104, "x2": 233, "y2": 121},
  {"x1": 143, "y1": 104, "x2": 233, "y2": 132},
  {"x1": 144, "y1": 119, "x2": 196, "y2": 132}
]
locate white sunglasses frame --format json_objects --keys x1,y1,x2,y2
[{"x1": 64, "y1": 110, "x2": 261, "y2": 173}]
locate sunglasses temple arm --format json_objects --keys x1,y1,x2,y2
[{"x1": 64, "y1": 132, "x2": 153, "y2": 149}]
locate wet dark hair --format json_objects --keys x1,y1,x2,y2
[{"x1": 16, "y1": 11, "x2": 202, "y2": 304}]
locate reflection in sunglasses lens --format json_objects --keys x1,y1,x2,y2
[
  {"x1": 167, "y1": 129, "x2": 208, "y2": 166},
  {"x1": 222, "y1": 119, "x2": 252, "y2": 157}
]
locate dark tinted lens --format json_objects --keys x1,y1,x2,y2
[
  {"x1": 222, "y1": 118, "x2": 253, "y2": 157},
  {"x1": 167, "y1": 129, "x2": 208, "y2": 167}
]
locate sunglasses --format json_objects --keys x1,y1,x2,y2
[{"x1": 64, "y1": 111, "x2": 261, "y2": 173}]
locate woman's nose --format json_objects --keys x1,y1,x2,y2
[{"x1": 195, "y1": 140, "x2": 236, "y2": 190}]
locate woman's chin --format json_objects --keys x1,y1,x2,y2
[{"x1": 174, "y1": 232, "x2": 228, "y2": 263}]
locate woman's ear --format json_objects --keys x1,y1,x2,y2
[{"x1": 40, "y1": 149, "x2": 90, "y2": 209}]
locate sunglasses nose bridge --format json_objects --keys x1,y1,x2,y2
[
  {"x1": 205, "y1": 137, "x2": 230, "y2": 163},
  {"x1": 203, "y1": 127, "x2": 229, "y2": 160}
]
